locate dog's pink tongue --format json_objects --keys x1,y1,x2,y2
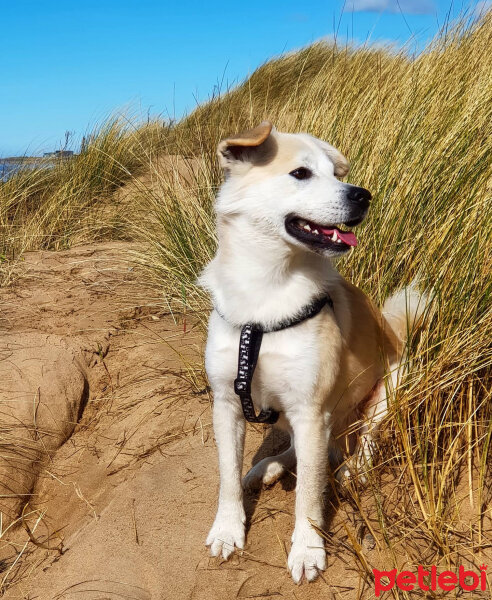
[
  {"x1": 320, "y1": 227, "x2": 358, "y2": 247},
  {"x1": 336, "y1": 229, "x2": 358, "y2": 247}
]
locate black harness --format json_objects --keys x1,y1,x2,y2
[{"x1": 217, "y1": 295, "x2": 333, "y2": 425}]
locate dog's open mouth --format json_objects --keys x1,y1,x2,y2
[{"x1": 285, "y1": 216, "x2": 358, "y2": 252}]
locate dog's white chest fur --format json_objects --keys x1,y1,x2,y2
[{"x1": 205, "y1": 309, "x2": 341, "y2": 415}]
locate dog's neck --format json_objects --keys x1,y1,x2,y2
[{"x1": 201, "y1": 215, "x2": 339, "y2": 327}]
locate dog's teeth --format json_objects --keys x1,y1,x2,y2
[
  {"x1": 303, "y1": 224, "x2": 311, "y2": 231},
  {"x1": 313, "y1": 229, "x2": 319, "y2": 235},
  {"x1": 298, "y1": 219, "x2": 307, "y2": 226},
  {"x1": 331, "y1": 232, "x2": 337, "y2": 241}
]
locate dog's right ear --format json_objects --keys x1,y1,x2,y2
[{"x1": 217, "y1": 121, "x2": 273, "y2": 170}]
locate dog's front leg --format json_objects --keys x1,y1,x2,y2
[
  {"x1": 206, "y1": 388, "x2": 246, "y2": 559},
  {"x1": 288, "y1": 413, "x2": 328, "y2": 583}
]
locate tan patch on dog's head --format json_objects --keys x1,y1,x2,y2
[{"x1": 218, "y1": 122, "x2": 350, "y2": 179}]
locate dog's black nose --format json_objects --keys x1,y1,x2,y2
[{"x1": 346, "y1": 185, "x2": 372, "y2": 205}]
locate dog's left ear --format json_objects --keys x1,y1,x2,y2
[
  {"x1": 319, "y1": 141, "x2": 350, "y2": 177},
  {"x1": 218, "y1": 121, "x2": 274, "y2": 169}
]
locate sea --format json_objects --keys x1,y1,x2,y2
[{"x1": 0, "y1": 160, "x2": 42, "y2": 181}]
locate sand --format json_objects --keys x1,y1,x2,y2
[{"x1": 2, "y1": 242, "x2": 485, "y2": 600}]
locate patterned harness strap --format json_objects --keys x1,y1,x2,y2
[{"x1": 232, "y1": 296, "x2": 333, "y2": 424}]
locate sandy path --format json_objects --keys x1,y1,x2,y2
[{"x1": 0, "y1": 243, "x2": 382, "y2": 600}]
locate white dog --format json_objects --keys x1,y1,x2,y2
[{"x1": 200, "y1": 121, "x2": 425, "y2": 583}]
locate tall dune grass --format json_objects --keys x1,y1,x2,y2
[
  {"x1": 0, "y1": 117, "x2": 170, "y2": 283},
  {"x1": 0, "y1": 11, "x2": 491, "y2": 589}
]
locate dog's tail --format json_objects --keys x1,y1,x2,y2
[{"x1": 382, "y1": 280, "x2": 430, "y2": 360}]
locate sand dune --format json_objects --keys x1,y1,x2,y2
[{"x1": 2, "y1": 243, "x2": 486, "y2": 599}]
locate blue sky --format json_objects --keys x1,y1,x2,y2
[{"x1": 0, "y1": 0, "x2": 488, "y2": 156}]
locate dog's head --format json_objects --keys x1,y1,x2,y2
[{"x1": 216, "y1": 121, "x2": 371, "y2": 257}]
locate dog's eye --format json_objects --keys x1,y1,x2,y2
[{"x1": 289, "y1": 167, "x2": 312, "y2": 180}]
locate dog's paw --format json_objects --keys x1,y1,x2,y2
[
  {"x1": 336, "y1": 459, "x2": 368, "y2": 488},
  {"x1": 242, "y1": 457, "x2": 287, "y2": 491},
  {"x1": 288, "y1": 527, "x2": 326, "y2": 583},
  {"x1": 206, "y1": 507, "x2": 246, "y2": 560}
]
